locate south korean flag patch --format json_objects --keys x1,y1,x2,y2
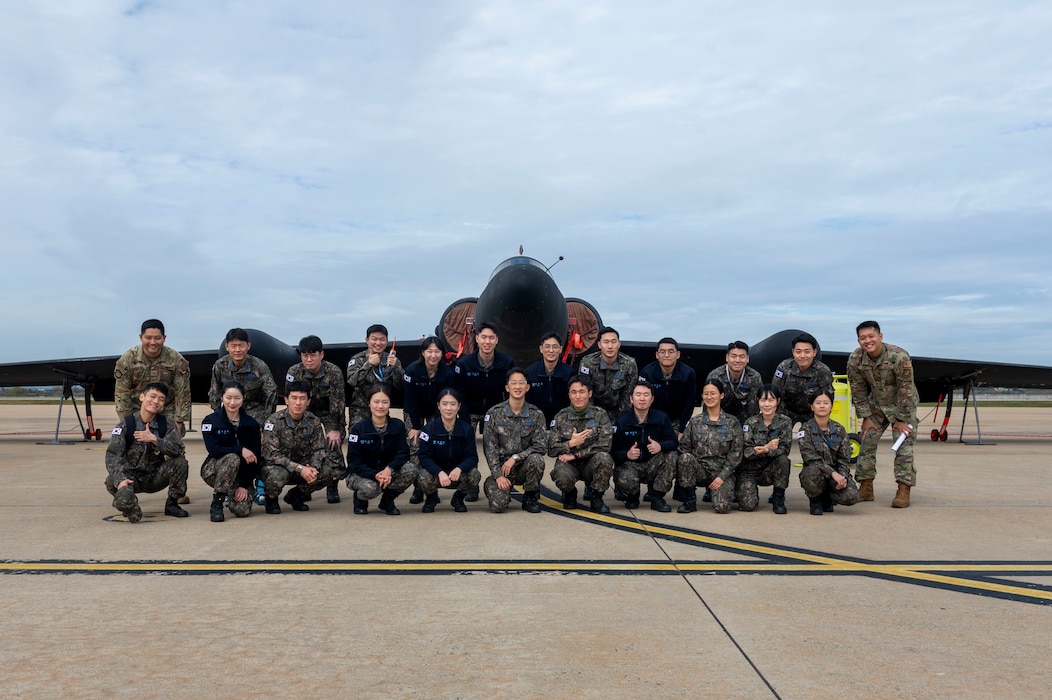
[
  {"x1": 579, "y1": 366, "x2": 590, "y2": 374},
  {"x1": 774, "y1": 369, "x2": 784, "y2": 378},
  {"x1": 264, "y1": 422, "x2": 275, "y2": 431},
  {"x1": 201, "y1": 423, "x2": 212, "y2": 432},
  {"x1": 286, "y1": 373, "x2": 295, "y2": 383},
  {"x1": 112, "y1": 426, "x2": 123, "y2": 436},
  {"x1": 796, "y1": 430, "x2": 805, "y2": 439},
  {"x1": 419, "y1": 432, "x2": 430, "y2": 442},
  {"x1": 454, "y1": 365, "x2": 461, "y2": 374},
  {"x1": 742, "y1": 425, "x2": 749, "y2": 433},
  {"x1": 484, "y1": 414, "x2": 490, "y2": 422},
  {"x1": 348, "y1": 434, "x2": 359, "y2": 443},
  {"x1": 348, "y1": 359, "x2": 356, "y2": 366}
]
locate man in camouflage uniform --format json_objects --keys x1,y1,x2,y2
[
  {"x1": 611, "y1": 380, "x2": 676, "y2": 512},
  {"x1": 208, "y1": 328, "x2": 277, "y2": 425},
  {"x1": 847, "y1": 320, "x2": 919, "y2": 508},
  {"x1": 706, "y1": 341, "x2": 763, "y2": 425},
  {"x1": 104, "y1": 382, "x2": 189, "y2": 522},
  {"x1": 260, "y1": 380, "x2": 333, "y2": 514},
  {"x1": 114, "y1": 319, "x2": 191, "y2": 436},
  {"x1": 482, "y1": 368, "x2": 548, "y2": 514},
  {"x1": 286, "y1": 335, "x2": 347, "y2": 504},
  {"x1": 547, "y1": 374, "x2": 614, "y2": 514},
  {"x1": 346, "y1": 323, "x2": 403, "y2": 427},
  {"x1": 771, "y1": 332, "x2": 834, "y2": 425},
  {"x1": 578, "y1": 326, "x2": 638, "y2": 417}
]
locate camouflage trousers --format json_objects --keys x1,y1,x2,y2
[
  {"x1": 854, "y1": 410, "x2": 916, "y2": 486},
  {"x1": 200, "y1": 454, "x2": 253, "y2": 518},
  {"x1": 326, "y1": 442, "x2": 348, "y2": 482},
  {"x1": 736, "y1": 456, "x2": 791, "y2": 512},
  {"x1": 347, "y1": 462, "x2": 420, "y2": 500},
  {"x1": 550, "y1": 453, "x2": 614, "y2": 495},
  {"x1": 800, "y1": 465, "x2": 859, "y2": 505},
  {"x1": 260, "y1": 461, "x2": 333, "y2": 499},
  {"x1": 105, "y1": 457, "x2": 189, "y2": 514},
  {"x1": 613, "y1": 452, "x2": 676, "y2": 496},
  {"x1": 417, "y1": 467, "x2": 482, "y2": 496},
  {"x1": 676, "y1": 453, "x2": 735, "y2": 514},
  {"x1": 483, "y1": 454, "x2": 545, "y2": 511}
]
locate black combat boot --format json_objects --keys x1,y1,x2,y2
[
  {"x1": 409, "y1": 486, "x2": 425, "y2": 504},
  {"x1": 672, "y1": 484, "x2": 689, "y2": 502},
  {"x1": 464, "y1": 486, "x2": 479, "y2": 502},
  {"x1": 210, "y1": 493, "x2": 226, "y2": 522},
  {"x1": 422, "y1": 492, "x2": 440, "y2": 513},
  {"x1": 649, "y1": 492, "x2": 672, "y2": 513},
  {"x1": 264, "y1": 496, "x2": 281, "y2": 514},
  {"x1": 643, "y1": 488, "x2": 656, "y2": 503},
  {"x1": 771, "y1": 487, "x2": 787, "y2": 515},
  {"x1": 377, "y1": 490, "x2": 401, "y2": 515},
  {"x1": 809, "y1": 497, "x2": 824, "y2": 515},
  {"x1": 677, "y1": 489, "x2": 697, "y2": 513},
  {"x1": 583, "y1": 485, "x2": 596, "y2": 500},
  {"x1": 821, "y1": 489, "x2": 835, "y2": 513},
  {"x1": 522, "y1": 490, "x2": 542, "y2": 514},
  {"x1": 451, "y1": 491, "x2": 468, "y2": 513},
  {"x1": 624, "y1": 490, "x2": 640, "y2": 510},
  {"x1": 326, "y1": 482, "x2": 340, "y2": 504},
  {"x1": 613, "y1": 487, "x2": 628, "y2": 503},
  {"x1": 589, "y1": 493, "x2": 610, "y2": 514},
  {"x1": 701, "y1": 487, "x2": 713, "y2": 503},
  {"x1": 164, "y1": 495, "x2": 189, "y2": 518},
  {"x1": 562, "y1": 487, "x2": 579, "y2": 510},
  {"x1": 283, "y1": 489, "x2": 309, "y2": 511},
  {"x1": 352, "y1": 494, "x2": 369, "y2": 515}
]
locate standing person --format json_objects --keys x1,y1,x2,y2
[
  {"x1": 482, "y1": 368, "x2": 548, "y2": 514},
  {"x1": 114, "y1": 319, "x2": 191, "y2": 436},
  {"x1": 676, "y1": 379, "x2": 743, "y2": 514},
  {"x1": 738, "y1": 384, "x2": 793, "y2": 514},
  {"x1": 455, "y1": 322, "x2": 514, "y2": 501},
  {"x1": 771, "y1": 332, "x2": 834, "y2": 426},
  {"x1": 346, "y1": 324, "x2": 403, "y2": 427},
  {"x1": 208, "y1": 328, "x2": 278, "y2": 425},
  {"x1": 260, "y1": 381, "x2": 332, "y2": 515},
  {"x1": 200, "y1": 380, "x2": 261, "y2": 522},
  {"x1": 611, "y1": 380, "x2": 676, "y2": 512},
  {"x1": 346, "y1": 386, "x2": 417, "y2": 516},
  {"x1": 525, "y1": 333, "x2": 575, "y2": 423},
  {"x1": 578, "y1": 326, "x2": 637, "y2": 417},
  {"x1": 705, "y1": 341, "x2": 763, "y2": 426},
  {"x1": 798, "y1": 389, "x2": 859, "y2": 515},
  {"x1": 416, "y1": 389, "x2": 481, "y2": 513},
  {"x1": 104, "y1": 382, "x2": 190, "y2": 523},
  {"x1": 847, "y1": 321, "x2": 919, "y2": 508},
  {"x1": 639, "y1": 337, "x2": 697, "y2": 437},
  {"x1": 402, "y1": 336, "x2": 457, "y2": 505},
  {"x1": 285, "y1": 335, "x2": 347, "y2": 504},
  {"x1": 547, "y1": 374, "x2": 614, "y2": 514}
]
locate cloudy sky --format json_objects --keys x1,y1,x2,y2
[{"x1": 2, "y1": 1, "x2": 1050, "y2": 367}]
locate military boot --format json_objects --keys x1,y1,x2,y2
[
  {"x1": 451, "y1": 491, "x2": 468, "y2": 513},
  {"x1": 464, "y1": 486, "x2": 479, "y2": 503},
  {"x1": 589, "y1": 493, "x2": 610, "y2": 514},
  {"x1": 352, "y1": 494, "x2": 369, "y2": 515},
  {"x1": 701, "y1": 487, "x2": 713, "y2": 503},
  {"x1": 164, "y1": 495, "x2": 189, "y2": 518},
  {"x1": 643, "y1": 488, "x2": 656, "y2": 503},
  {"x1": 408, "y1": 486, "x2": 425, "y2": 505},
  {"x1": 677, "y1": 489, "x2": 697, "y2": 513},
  {"x1": 377, "y1": 490, "x2": 401, "y2": 515},
  {"x1": 624, "y1": 490, "x2": 640, "y2": 509},
  {"x1": 422, "y1": 492, "x2": 440, "y2": 513},
  {"x1": 283, "y1": 489, "x2": 309, "y2": 512},
  {"x1": 821, "y1": 489, "x2": 835, "y2": 513},
  {"x1": 583, "y1": 485, "x2": 597, "y2": 500},
  {"x1": 858, "y1": 478, "x2": 875, "y2": 501},
  {"x1": 326, "y1": 482, "x2": 341, "y2": 504},
  {"x1": 672, "y1": 484, "x2": 689, "y2": 503},
  {"x1": 562, "y1": 487, "x2": 579, "y2": 510},
  {"x1": 210, "y1": 493, "x2": 226, "y2": 522},
  {"x1": 649, "y1": 492, "x2": 672, "y2": 513},
  {"x1": 891, "y1": 483, "x2": 911, "y2": 508},
  {"x1": 771, "y1": 487, "x2": 787, "y2": 515},
  {"x1": 522, "y1": 490, "x2": 542, "y2": 514},
  {"x1": 264, "y1": 496, "x2": 281, "y2": 514},
  {"x1": 809, "y1": 497, "x2": 823, "y2": 515}
]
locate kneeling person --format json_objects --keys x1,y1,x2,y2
[
  {"x1": 612, "y1": 380, "x2": 677, "y2": 512},
  {"x1": 547, "y1": 375, "x2": 614, "y2": 514},
  {"x1": 260, "y1": 381, "x2": 334, "y2": 514},
  {"x1": 200, "y1": 380, "x2": 262, "y2": 522},
  {"x1": 104, "y1": 382, "x2": 190, "y2": 522},
  {"x1": 738, "y1": 384, "x2": 793, "y2": 514},
  {"x1": 346, "y1": 386, "x2": 417, "y2": 515},
  {"x1": 798, "y1": 390, "x2": 859, "y2": 515},
  {"x1": 417, "y1": 389, "x2": 481, "y2": 513},
  {"x1": 482, "y1": 368, "x2": 548, "y2": 514}
]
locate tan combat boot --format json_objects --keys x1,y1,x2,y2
[
  {"x1": 891, "y1": 483, "x2": 911, "y2": 508},
  {"x1": 857, "y1": 479, "x2": 874, "y2": 502}
]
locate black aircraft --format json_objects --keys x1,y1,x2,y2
[{"x1": 3, "y1": 255, "x2": 1052, "y2": 439}]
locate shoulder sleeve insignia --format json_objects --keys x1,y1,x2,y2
[
  {"x1": 484, "y1": 414, "x2": 490, "y2": 422},
  {"x1": 774, "y1": 369, "x2": 783, "y2": 378},
  {"x1": 348, "y1": 434, "x2": 359, "y2": 443},
  {"x1": 612, "y1": 426, "x2": 618, "y2": 433},
  {"x1": 742, "y1": 425, "x2": 749, "y2": 432},
  {"x1": 403, "y1": 373, "x2": 411, "y2": 383},
  {"x1": 201, "y1": 423, "x2": 212, "y2": 432},
  {"x1": 264, "y1": 422, "x2": 275, "y2": 431},
  {"x1": 348, "y1": 359, "x2": 356, "y2": 366},
  {"x1": 580, "y1": 366, "x2": 590, "y2": 374},
  {"x1": 796, "y1": 430, "x2": 805, "y2": 438},
  {"x1": 454, "y1": 365, "x2": 461, "y2": 374},
  {"x1": 550, "y1": 419, "x2": 556, "y2": 428},
  {"x1": 112, "y1": 426, "x2": 123, "y2": 435},
  {"x1": 286, "y1": 373, "x2": 295, "y2": 383},
  {"x1": 420, "y1": 432, "x2": 430, "y2": 442}
]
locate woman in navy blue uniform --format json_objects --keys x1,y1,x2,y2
[
  {"x1": 200, "y1": 380, "x2": 262, "y2": 522},
  {"x1": 415, "y1": 388, "x2": 481, "y2": 513},
  {"x1": 346, "y1": 386, "x2": 417, "y2": 515},
  {"x1": 403, "y1": 336, "x2": 457, "y2": 505}
]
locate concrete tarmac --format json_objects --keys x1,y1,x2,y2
[{"x1": 0, "y1": 404, "x2": 1049, "y2": 699}]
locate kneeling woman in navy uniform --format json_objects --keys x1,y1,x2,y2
[
  {"x1": 797, "y1": 389, "x2": 859, "y2": 515},
  {"x1": 415, "y1": 388, "x2": 481, "y2": 513},
  {"x1": 200, "y1": 380, "x2": 262, "y2": 522},
  {"x1": 346, "y1": 386, "x2": 417, "y2": 515}
]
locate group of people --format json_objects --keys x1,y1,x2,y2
[{"x1": 104, "y1": 318, "x2": 919, "y2": 522}]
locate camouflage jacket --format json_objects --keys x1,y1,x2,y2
[
  {"x1": 741, "y1": 412, "x2": 793, "y2": 465},
  {"x1": 262, "y1": 409, "x2": 328, "y2": 472},
  {"x1": 706, "y1": 364, "x2": 763, "y2": 425},
  {"x1": 208, "y1": 354, "x2": 278, "y2": 425},
  {"x1": 797, "y1": 419, "x2": 852, "y2": 476},
  {"x1": 105, "y1": 413, "x2": 185, "y2": 486},
  {"x1": 846, "y1": 343, "x2": 919, "y2": 422},
  {"x1": 578, "y1": 351, "x2": 638, "y2": 416},
  {"x1": 285, "y1": 361, "x2": 346, "y2": 435},
  {"x1": 346, "y1": 349, "x2": 404, "y2": 412},
  {"x1": 482, "y1": 400, "x2": 548, "y2": 475},
  {"x1": 771, "y1": 358, "x2": 834, "y2": 420},
  {"x1": 547, "y1": 404, "x2": 613, "y2": 460},
  {"x1": 114, "y1": 345, "x2": 191, "y2": 422},
  {"x1": 678, "y1": 410, "x2": 743, "y2": 481}
]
